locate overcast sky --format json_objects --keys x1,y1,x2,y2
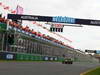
[{"x1": 1, "y1": 0, "x2": 100, "y2": 51}]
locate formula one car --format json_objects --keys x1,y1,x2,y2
[{"x1": 62, "y1": 58, "x2": 73, "y2": 64}]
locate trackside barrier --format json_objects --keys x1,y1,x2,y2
[
  {"x1": 58, "y1": 57, "x2": 64, "y2": 62},
  {"x1": 0, "y1": 52, "x2": 16, "y2": 60},
  {"x1": 16, "y1": 53, "x2": 60, "y2": 61},
  {"x1": 16, "y1": 53, "x2": 43, "y2": 61},
  {"x1": 0, "y1": 52, "x2": 64, "y2": 62}
]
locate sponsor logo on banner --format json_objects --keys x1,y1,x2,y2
[
  {"x1": 50, "y1": 57, "x2": 53, "y2": 61},
  {"x1": 52, "y1": 16, "x2": 75, "y2": 23},
  {"x1": 6, "y1": 54, "x2": 14, "y2": 59},
  {"x1": 45, "y1": 57, "x2": 48, "y2": 60},
  {"x1": 95, "y1": 50, "x2": 100, "y2": 54},
  {"x1": 21, "y1": 16, "x2": 38, "y2": 20},
  {"x1": 54, "y1": 57, "x2": 57, "y2": 61},
  {"x1": 85, "y1": 50, "x2": 95, "y2": 53},
  {"x1": 90, "y1": 21, "x2": 100, "y2": 25}
]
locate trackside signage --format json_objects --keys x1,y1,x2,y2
[
  {"x1": 95, "y1": 50, "x2": 100, "y2": 54},
  {"x1": 6, "y1": 54, "x2": 14, "y2": 59},
  {"x1": 7, "y1": 14, "x2": 52, "y2": 21},
  {"x1": 85, "y1": 50, "x2": 96, "y2": 53},
  {"x1": 75, "y1": 19, "x2": 100, "y2": 26},
  {"x1": 52, "y1": 16, "x2": 75, "y2": 23},
  {"x1": 21, "y1": 16, "x2": 39, "y2": 20},
  {"x1": 8, "y1": 14, "x2": 100, "y2": 26},
  {"x1": 90, "y1": 21, "x2": 100, "y2": 25},
  {"x1": 7, "y1": 14, "x2": 75, "y2": 24},
  {"x1": 0, "y1": 52, "x2": 16, "y2": 60}
]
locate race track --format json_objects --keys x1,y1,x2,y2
[{"x1": 0, "y1": 61, "x2": 99, "y2": 75}]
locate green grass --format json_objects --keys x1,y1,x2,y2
[{"x1": 84, "y1": 67, "x2": 100, "y2": 75}]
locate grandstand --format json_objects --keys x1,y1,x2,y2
[
  {"x1": 0, "y1": 0, "x2": 99, "y2": 62},
  {"x1": 0, "y1": 16, "x2": 99, "y2": 62},
  {"x1": 0, "y1": 16, "x2": 73, "y2": 61}
]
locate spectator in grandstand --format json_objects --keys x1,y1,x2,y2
[
  {"x1": 36, "y1": 32, "x2": 42, "y2": 37},
  {"x1": 0, "y1": 17, "x2": 5, "y2": 23},
  {"x1": 22, "y1": 26, "x2": 29, "y2": 32},
  {"x1": 24, "y1": 26, "x2": 30, "y2": 32},
  {"x1": 31, "y1": 29, "x2": 37, "y2": 36}
]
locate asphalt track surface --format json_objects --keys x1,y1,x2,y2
[{"x1": 0, "y1": 61, "x2": 100, "y2": 75}]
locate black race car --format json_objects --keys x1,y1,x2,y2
[{"x1": 62, "y1": 58, "x2": 73, "y2": 64}]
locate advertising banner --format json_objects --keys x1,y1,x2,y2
[
  {"x1": 7, "y1": 14, "x2": 76, "y2": 24},
  {"x1": 7, "y1": 14, "x2": 52, "y2": 22},
  {"x1": 53, "y1": 57, "x2": 58, "y2": 61},
  {"x1": 95, "y1": 50, "x2": 100, "y2": 54},
  {"x1": 8, "y1": 14, "x2": 100, "y2": 26},
  {"x1": 43, "y1": 56, "x2": 49, "y2": 61},
  {"x1": 0, "y1": 52, "x2": 16, "y2": 60},
  {"x1": 75, "y1": 19, "x2": 100, "y2": 26},
  {"x1": 85, "y1": 50, "x2": 96, "y2": 53}
]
